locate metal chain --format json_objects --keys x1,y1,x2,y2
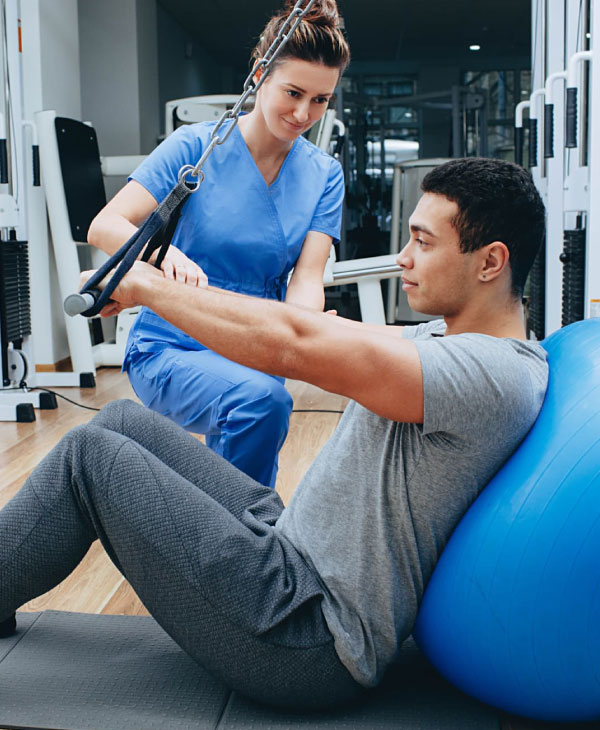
[{"x1": 178, "y1": 0, "x2": 317, "y2": 188}]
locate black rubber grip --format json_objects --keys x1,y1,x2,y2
[
  {"x1": 32, "y1": 145, "x2": 40, "y2": 186},
  {"x1": 515, "y1": 126, "x2": 524, "y2": 166},
  {"x1": 566, "y1": 87, "x2": 577, "y2": 148},
  {"x1": 529, "y1": 118, "x2": 538, "y2": 168},
  {"x1": 544, "y1": 104, "x2": 554, "y2": 158},
  {"x1": 0, "y1": 139, "x2": 7, "y2": 184}
]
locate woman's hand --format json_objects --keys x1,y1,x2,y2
[{"x1": 149, "y1": 245, "x2": 208, "y2": 288}]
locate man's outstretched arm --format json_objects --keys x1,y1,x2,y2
[{"x1": 97, "y1": 263, "x2": 424, "y2": 423}]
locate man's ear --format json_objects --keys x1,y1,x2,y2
[{"x1": 479, "y1": 241, "x2": 509, "y2": 282}]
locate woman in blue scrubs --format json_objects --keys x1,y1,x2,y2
[{"x1": 88, "y1": 0, "x2": 350, "y2": 487}]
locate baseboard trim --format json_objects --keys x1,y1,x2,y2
[{"x1": 35, "y1": 357, "x2": 73, "y2": 373}]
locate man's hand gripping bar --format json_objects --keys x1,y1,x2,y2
[{"x1": 63, "y1": 180, "x2": 191, "y2": 317}]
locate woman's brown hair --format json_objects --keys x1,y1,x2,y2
[{"x1": 251, "y1": 0, "x2": 350, "y2": 73}]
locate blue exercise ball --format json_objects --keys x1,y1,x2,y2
[{"x1": 413, "y1": 319, "x2": 600, "y2": 723}]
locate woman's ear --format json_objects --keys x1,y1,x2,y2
[
  {"x1": 252, "y1": 63, "x2": 264, "y2": 87},
  {"x1": 479, "y1": 241, "x2": 509, "y2": 282}
]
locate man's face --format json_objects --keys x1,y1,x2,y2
[{"x1": 397, "y1": 192, "x2": 481, "y2": 317}]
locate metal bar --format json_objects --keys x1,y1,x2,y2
[{"x1": 332, "y1": 264, "x2": 402, "y2": 281}]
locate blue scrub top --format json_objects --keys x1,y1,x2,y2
[{"x1": 126, "y1": 120, "x2": 344, "y2": 355}]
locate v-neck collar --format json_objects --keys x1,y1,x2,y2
[{"x1": 234, "y1": 123, "x2": 298, "y2": 190}]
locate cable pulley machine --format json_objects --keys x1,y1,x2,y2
[{"x1": 0, "y1": 0, "x2": 58, "y2": 421}]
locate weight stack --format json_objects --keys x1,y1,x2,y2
[
  {"x1": 560, "y1": 228, "x2": 586, "y2": 327},
  {"x1": 0, "y1": 240, "x2": 32, "y2": 346},
  {"x1": 528, "y1": 237, "x2": 546, "y2": 341}
]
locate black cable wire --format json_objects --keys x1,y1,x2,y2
[
  {"x1": 1, "y1": 383, "x2": 101, "y2": 412},
  {"x1": 6, "y1": 352, "x2": 345, "y2": 416},
  {"x1": 1, "y1": 383, "x2": 342, "y2": 415},
  {"x1": 33, "y1": 387, "x2": 101, "y2": 412}
]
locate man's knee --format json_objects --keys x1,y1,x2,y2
[
  {"x1": 31, "y1": 423, "x2": 106, "y2": 508},
  {"x1": 62, "y1": 423, "x2": 130, "y2": 495},
  {"x1": 58, "y1": 422, "x2": 93, "y2": 453},
  {"x1": 92, "y1": 398, "x2": 145, "y2": 430}
]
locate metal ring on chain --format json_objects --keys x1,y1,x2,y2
[
  {"x1": 210, "y1": 109, "x2": 236, "y2": 141},
  {"x1": 244, "y1": 59, "x2": 269, "y2": 92},
  {"x1": 178, "y1": 164, "x2": 204, "y2": 191}
]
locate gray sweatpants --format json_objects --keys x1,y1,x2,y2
[{"x1": 0, "y1": 399, "x2": 362, "y2": 710}]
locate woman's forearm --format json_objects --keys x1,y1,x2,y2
[
  {"x1": 285, "y1": 277, "x2": 325, "y2": 311},
  {"x1": 87, "y1": 211, "x2": 139, "y2": 256}
]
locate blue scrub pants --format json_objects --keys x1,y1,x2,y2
[{"x1": 125, "y1": 345, "x2": 293, "y2": 488}]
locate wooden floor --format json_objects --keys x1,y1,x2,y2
[{"x1": 0, "y1": 369, "x2": 575, "y2": 730}]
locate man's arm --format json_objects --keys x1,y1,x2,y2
[
  {"x1": 328, "y1": 314, "x2": 405, "y2": 338},
  {"x1": 99, "y1": 263, "x2": 423, "y2": 423}
]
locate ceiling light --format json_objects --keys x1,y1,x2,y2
[{"x1": 469, "y1": 44, "x2": 481, "y2": 51}]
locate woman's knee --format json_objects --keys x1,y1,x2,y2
[{"x1": 225, "y1": 376, "x2": 293, "y2": 431}]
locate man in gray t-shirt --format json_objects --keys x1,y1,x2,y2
[
  {"x1": 4, "y1": 158, "x2": 548, "y2": 710},
  {"x1": 276, "y1": 319, "x2": 547, "y2": 686}
]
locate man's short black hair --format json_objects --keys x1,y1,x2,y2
[{"x1": 421, "y1": 158, "x2": 546, "y2": 299}]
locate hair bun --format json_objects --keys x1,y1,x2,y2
[
  {"x1": 285, "y1": 0, "x2": 341, "y2": 28},
  {"x1": 251, "y1": 0, "x2": 349, "y2": 71}
]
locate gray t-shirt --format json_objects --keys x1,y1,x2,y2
[{"x1": 275, "y1": 319, "x2": 548, "y2": 687}]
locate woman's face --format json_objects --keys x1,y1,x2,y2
[{"x1": 255, "y1": 58, "x2": 339, "y2": 144}]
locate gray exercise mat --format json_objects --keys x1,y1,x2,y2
[
  {"x1": 0, "y1": 610, "x2": 500, "y2": 730},
  {"x1": 0, "y1": 611, "x2": 230, "y2": 730}
]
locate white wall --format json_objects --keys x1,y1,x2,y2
[
  {"x1": 22, "y1": 0, "x2": 81, "y2": 366},
  {"x1": 137, "y1": 0, "x2": 160, "y2": 154},
  {"x1": 79, "y1": 0, "x2": 160, "y2": 199},
  {"x1": 40, "y1": 0, "x2": 82, "y2": 117},
  {"x1": 157, "y1": 5, "x2": 229, "y2": 135},
  {"x1": 79, "y1": 0, "x2": 141, "y2": 156},
  {"x1": 79, "y1": 0, "x2": 160, "y2": 156}
]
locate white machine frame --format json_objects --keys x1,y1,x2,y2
[
  {"x1": 0, "y1": 0, "x2": 57, "y2": 420},
  {"x1": 525, "y1": 0, "x2": 598, "y2": 336},
  {"x1": 36, "y1": 109, "x2": 143, "y2": 383},
  {"x1": 584, "y1": 1, "x2": 600, "y2": 316},
  {"x1": 165, "y1": 95, "x2": 253, "y2": 137}
]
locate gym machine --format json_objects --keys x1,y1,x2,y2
[
  {"x1": 516, "y1": 0, "x2": 598, "y2": 338},
  {"x1": 0, "y1": 0, "x2": 57, "y2": 421}
]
